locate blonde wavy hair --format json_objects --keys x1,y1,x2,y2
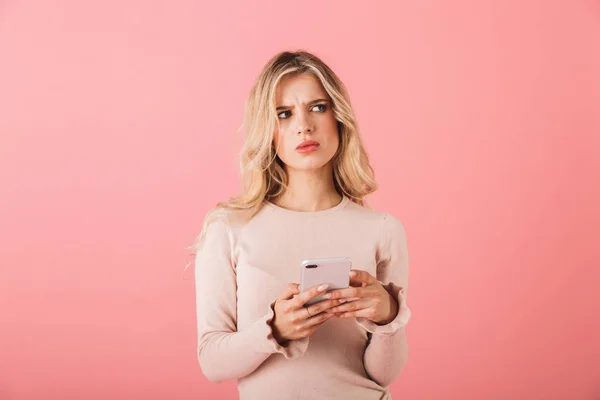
[{"x1": 188, "y1": 50, "x2": 377, "y2": 258}]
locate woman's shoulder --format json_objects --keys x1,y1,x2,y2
[
  {"x1": 345, "y1": 198, "x2": 402, "y2": 222},
  {"x1": 346, "y1": 200, "x2": 406, "y2": 239},
  {"x1": 203, "y1": 203, "x2": 258, "y2": 232}
]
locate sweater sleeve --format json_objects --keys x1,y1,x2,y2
[
  {"x1": 357, "y1": 212, "x2": 412, "y2": 387},
  {"x1": 194, "y1": 214, "x2": 309, "y2": 383}
]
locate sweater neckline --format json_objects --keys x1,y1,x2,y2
[{"x1": 264, "y1": 195, "x2": 350, "y2": 216}]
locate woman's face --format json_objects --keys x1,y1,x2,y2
[{"x1": 273, "y1": 72, "x2": 339, "y2": 173}]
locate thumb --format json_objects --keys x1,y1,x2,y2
[{"x1": 278, "y1": 283, "x2": 300, "y2": 300}]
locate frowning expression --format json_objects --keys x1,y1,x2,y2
[{"x1": 273, "y1": 72, "x2": 339, "y2": 172}]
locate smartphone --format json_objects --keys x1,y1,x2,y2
[{"x1": 300, "y1": 257, "x2": 352, "y2": 306}]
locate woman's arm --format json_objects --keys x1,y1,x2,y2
[
  {"x1": 194, "y1": 215, "x2": 308, "y2": 383},
  {"x1": 358, "y1": 213, "x2": 412, "y2": 387}
]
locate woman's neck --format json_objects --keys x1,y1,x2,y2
[{"x1": 271, "y1": 167, "x2": 342, "y2": 212}]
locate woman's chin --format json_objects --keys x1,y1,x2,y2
[{"x1": 287, "y1": 160, "x2": 333, "y2": 173}]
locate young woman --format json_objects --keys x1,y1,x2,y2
[{"x1": 192, "y1": 50, "x2": 412, "y2": 400}]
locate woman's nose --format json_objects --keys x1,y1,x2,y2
[{"x1": 295, "y1": 112, "x2": 313, "y2": 135}]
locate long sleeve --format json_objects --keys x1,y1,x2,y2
[
  {"x1": 357, "y1": 213, "x2": 412, "y2": 388},
  {"x1": 194, "y1": 214, "x2": 309, "y2": 383}
]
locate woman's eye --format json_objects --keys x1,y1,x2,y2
[
  {"x1": 312, "y1": 104, "x2": 327, "y2": 112},
  {"x1": 277, "y1": 104, "x2": 327, "y2": 119},
  {"x1": 277, "y1": 110, "x2": 291, "y2": 119}
]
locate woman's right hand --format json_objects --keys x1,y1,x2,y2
[{"x1": 271, "y1": 283, "x2": 348, "y2": 344}]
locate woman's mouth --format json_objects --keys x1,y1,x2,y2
[{"x1": 296, "y1": 140, "x2": 320, "y2": 153}]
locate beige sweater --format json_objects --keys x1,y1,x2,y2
[{"x1": 194, "y1": 195, "x2": 412, "y2": 400}]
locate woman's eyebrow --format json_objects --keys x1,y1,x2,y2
[{"x1": 276, "y1": 98, "x2": 329, "y2": 111}]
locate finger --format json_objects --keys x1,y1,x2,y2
[
  {"x1": 304, "y1": 310, "x2": 336, "y2": 328},
  {"x1": 306, "y1": 298, "x2": 348, "y2": 316},
  {"x1": 337, "y1": 309, "x2": 373, "y2": 319},
  {"x1": 325, "y1": 299, "x2": 369, "y2": 314},
  {"x1": 278, "y1": 283, "x2": 300, "y2": 300},
  {"x1": 304, "y1": 314, "x2": 334, "y2": 336},
  {"x1": 349, "y1": 269, "x2": 377, "y2": 287},
  {"x1": 322, "y1": 286, "x2": 364, "y2": 300},
  {"x1": 295, "y1": 283, "x2": 329, "y2": 307}
]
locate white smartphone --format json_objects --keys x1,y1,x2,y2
[{"x1": 300, "y1": 257, "x2": 352, "y2": 306}]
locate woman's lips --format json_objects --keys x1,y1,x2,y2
[
  {"x1": 296, "y1": 143, "x2": 320, "y2": 153},
  {"x1": 296, "y1": 140, "x2": 320, "y2": 153}
]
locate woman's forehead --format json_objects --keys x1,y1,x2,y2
[{"x1": 275, "y1": 74, "x2": 327, "y2": 104}]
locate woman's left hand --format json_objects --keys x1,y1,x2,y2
[{"x1": 323, "y1": 269, "x2": 399, "y2": 325}]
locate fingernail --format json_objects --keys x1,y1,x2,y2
[
  {"x1": 323, "y1": 293, "x2": 332, "y2": 299},
  {"x1": 349, "y1": 271, "x2": 357, "y2": 277},
  {"x1": 338, "y1": 299, "x2": 347, "y2": 303},
  {"x1": 318, "y1": 284, "x2": 329, "y2": 292}
]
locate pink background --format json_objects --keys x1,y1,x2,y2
[{"x1": 1, "y1": 1, "x2": 599, "y2": 399}]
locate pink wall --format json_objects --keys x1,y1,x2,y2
[{"x1": 1, "y1": 1, "x2": 599, "y2": 399}]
